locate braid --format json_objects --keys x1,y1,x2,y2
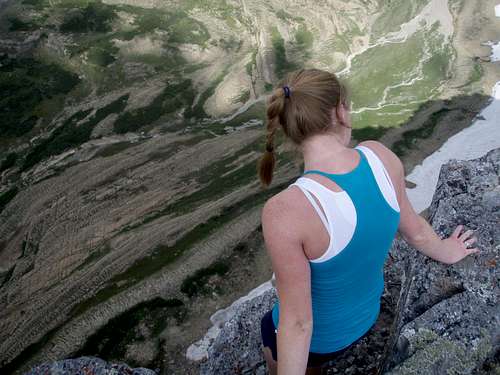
[{"x1": 258, "y1": 88, "x2": 286, "y2": 188}]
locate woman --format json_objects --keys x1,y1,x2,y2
[{"x1": 257, "y1": 69, "x2": 479, "y2": 375}]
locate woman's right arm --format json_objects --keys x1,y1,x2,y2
[
  {"x1": 262, "y1": 193, "x2": 313, "y2": 375},
  {"x1": 360, "y1": 140, "x2": 479, "y2": 264}
]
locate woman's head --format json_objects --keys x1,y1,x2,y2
[{"x1": 257, "y1": 68, "x2": 351, "y2": 188}]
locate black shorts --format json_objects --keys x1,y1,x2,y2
[{"x1": 260, "y1": 309, "x2": 370, "y2": 368}]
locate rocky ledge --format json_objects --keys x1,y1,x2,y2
[
  {"x1": 24, "y1": 356, "x2": 156, "y2": 375},
  {"x1": 198, "y1": 148, "x2": 500, "y2": 375}
]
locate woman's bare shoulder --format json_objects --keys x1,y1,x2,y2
[
  {"x1": 262, "y1": 185, "x2": 306, "y2": 219},
  {"x1": 261, "y1": 185, "x2": 309, "y2": 236},
  {"x1": 261, "y1": 187, "x2": 308, "y2": 260}
]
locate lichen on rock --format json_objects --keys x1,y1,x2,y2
[
  {"x1": 24, "y1": 356, "x2": 156, "y2": 375},
  {"x1": 387, "y1": 148, "x2": 500, "y2": 375}
]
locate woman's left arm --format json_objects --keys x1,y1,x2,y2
[{"x1": 262, "y1": 194, "x2": 313, "y2": 375}]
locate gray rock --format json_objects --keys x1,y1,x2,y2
[
  {"x1": 386, "y1": 148, "x2": 500, "y2": 375},
  {"x1": 24, "y1": 356, "x2": 156, "y2": 375},
  {"x1": 199, "y1": 288, "x2": 277, "y2": 375}
]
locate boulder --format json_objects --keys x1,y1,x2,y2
[
  {"x1": 386, "y1": 148, "x2": 500, "y2": 375},
  {"x1": 24, "y1": 356, "x2": 156, "y2": 375}
]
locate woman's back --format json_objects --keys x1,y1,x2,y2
[
  {"x1": 271, "y1": 144, "x2": 400, "y2": 353},
  {"x1": 258, "y1": 69, "x2": 478, "y2": 374}
]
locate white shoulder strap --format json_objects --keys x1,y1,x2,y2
[
  {"x1": 290, "y1": 182, "x2": 330, "y2": 233},
  {"x1": 356, "y1": 145, "x2": 400, "y2": 212},
  {"x1": 288, "y1": 177, "x2": 358, "y2": 263}
]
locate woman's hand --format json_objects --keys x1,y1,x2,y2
[
  {"x1": 440, "y1": 225, "x2": 479, "y2": 264},
  {"x1": 363, "y1": 140, "x2": 481, "y2": 265}
]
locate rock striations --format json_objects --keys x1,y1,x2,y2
[{"x1": 197, "y1": 148, "x2": 500, "y2": 375}]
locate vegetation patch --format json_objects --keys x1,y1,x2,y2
[
  {"x1": 233, "y1": 89, "x2": 251, "y2": 104},
  {"x1": 392, "y1": 108, "x2": 449, "y2": 156},
  {"x1": 122, "y1": 48, "x2": 188, "y2": 76},
  {"x1": 20, "y1": 239, "x2": 40, "y2": 258},
  {"x1": 168, "y1": 11, "x2": 210, "y2": 45},
  {"x1": 60, "y1": 1, "x2": 117, "y2": 33},
  {"x1": 67, "y1": 33, "x2": 118, "y2": 58},
  {"x1": 74, "y1": 242, "x2": 112, "y2": 273},
  {"x1": 87, "y1": 47, "x2": 117, "y2": 67},
  {"x1": 350, "y1": 28, "x2": 452, "y2": 129},
  {"x1": 22, "y1": 94, "x2": 129, "y2": 171},
  {"x1": 327, "y1": 35, "x2": 351, "y2": 55},
  {"x1": 21, "y1": 0, "x2": 45, "y2": 8},
  {"x1": 349, "y1": 31, "x2": 424, "y2": 110},
  {"x1": 0, "y1": 153, "x2": 18, "y2": 173},
  {"x1": 218, "y1": 35, "x2": 242, "y2": 51},
  {"x1": 0, "y1": 55, "x2": 80, "y2": 138},
  {"x1": 467, "y1": 60, "x2": 484, "y2": 86},
  {"x1": 189, "y1": 72, "x2": 227, "y2": 119},
  {"x1": 371, "y1": 0, "x2": 428, "y2": 40},
  {"x1": 352, "y1": 126, "x2": 388, "y2": 141},
  {"x1": 74, "y1": 297, "x2": 186, "y2": 366},
  {"x1": 114, "y1": 80, "x2": 195, "y2": 133},
  {"x1": 181, "y1": 260, "x2": 230, "y2": 297},
  {"x1": 0, "y1": 323, "x2": 63, "y2": 375},
  {"x1": 294, "y1": 24, "x2": 314, "y2": 54},
  {"x1": 275, "y1": 9, "x2": 304, "y2": 22},
  {"x1": 246, "y1": 49, "x2": 258, "y2": 77},
  {"x1": 0, "y1": 265, "x2": 15, "y2": 288},
  {"x1": 270, "y1": 26, "x2": 297, "y2": 79},
  {"x1": 117, "y1": 6, "x2": 210, "y2": 46},
  {"x1": 7, "y1": 16, "x2": 40, "y2": 31},
  {"x1": 182, "y1": 0, "x2": 241, "y2": 26},
  {"x1": 0, "y1": 187, "x2": 19, "y2": 214}
]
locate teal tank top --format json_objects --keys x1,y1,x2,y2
[{"x1": 271, "y1": 146, "x2": 400, "y2": 353}]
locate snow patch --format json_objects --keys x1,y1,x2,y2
[
  {"x1": 482, "y1": 41, "x2": 500, "y2": 62},
  {"x1": 406, "y1": 97, "x2": 500, "y2": 213}
]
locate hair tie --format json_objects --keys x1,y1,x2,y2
[
  {"x1": 283, "y1": 86, "x2": 291, "y2": 99},
  {"x1": 266, "y1": 144, "x2": 274, "y2": 152}
]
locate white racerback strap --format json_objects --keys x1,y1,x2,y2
[
  {"x1": 291, "y1": 183, "x2": 330, "y2": 233},
  {"x1": 289, "y1": 177, "x2": 357, "y2": 263},
  {"x1": 356, "y1": 145, "x2": 400, "y2": 212}
]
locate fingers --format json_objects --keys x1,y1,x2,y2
[
  {"x1": 465, "y1": 247, "x2": 479, "y2": 255},
  {"x1": 464, "y1": 236, "x2": 477, "y2": 248},
  {"x1": 459, "y1": 229, "x2": 474, "y2": 241},
  {"x1": 452, "y1": 225, "x2": 463, "y2": 238}
]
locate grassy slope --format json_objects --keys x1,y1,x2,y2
[{"x1": 349, "y1": 25, "x2": 452, "y2": 130}]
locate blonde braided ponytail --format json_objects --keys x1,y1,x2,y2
[{"x1": 257, "y1": 87, "x2": 287, "y2": 187}]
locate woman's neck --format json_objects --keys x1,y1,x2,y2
[{"x1": 300, "y1": 132, "x2": 353, "y2": 171}]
